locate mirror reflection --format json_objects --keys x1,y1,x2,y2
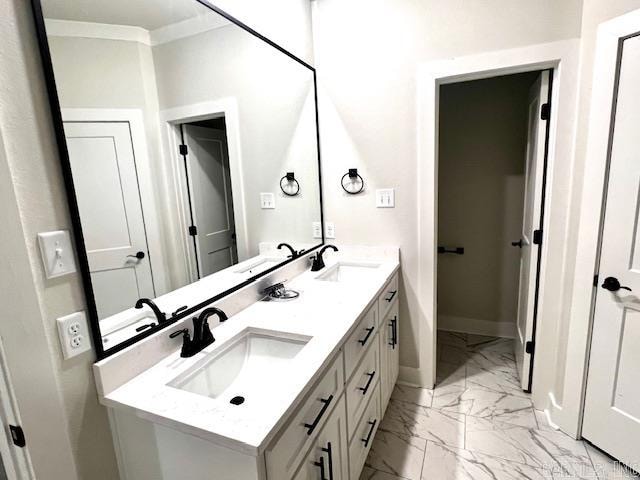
[{"x1": 40, "y1": 0, "x2": 322, "y2": 352}]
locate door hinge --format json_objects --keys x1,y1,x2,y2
[
  {"x1": 9, "y1": 425, "x2": 26, "y2": 448},
  {"x1": 533, "y1": 229, "x2": 543, "y2": 245},
  {"x1": 179, "y1": 144, "x2": 188, "y2": 156},
  {"x1": 188, "y1": 226, "x2": 198, "y2": 236},
  {"x1": 593, "y1": 274, "x2": 599, "y2": 287},
  {"x1": 540, "y1": 103, "x2": 550, "y2": 120},
  {"x1": 525, "y1": 341, "x2": 535, "y2": 355}
]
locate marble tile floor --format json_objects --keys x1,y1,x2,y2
[{"x1": 361, "y1": 331, "x2": 639, "y2": 480}]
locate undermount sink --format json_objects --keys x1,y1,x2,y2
[
  {"x1": 315, "y1": 261, "x2": 381, "y2": 282},
  {"x1": 169, "y1": 328, "x2": 311, "y2": 404},
  {"x1": 234, "y1": 257, "x2": 284, "y2": 275}
]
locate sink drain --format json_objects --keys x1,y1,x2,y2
[{"x1": 230, "y1": 396, "x2": 245, "y2": 405}]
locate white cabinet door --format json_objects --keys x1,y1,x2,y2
[
  {"x1": 379, "y1": 300, "x2": 399, "y2": 408},
  {"x1": 514, "y1": 71, "x2": 549, "y2": 390},
  {"x1": 183, "y1": 125, "x2": 237, "y2": 277},
  {"x1": 292, "y1": 396, "x2": 349, "y2": 480},
  {"x1": 582, "y1": 34, "x2": 640, "y2": 468},
  {"x1": 64, "y1": 121, "x2": 155, "y2": 319}
]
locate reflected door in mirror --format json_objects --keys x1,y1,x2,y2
[
  {"x1": 182, "y1": 124, "x2": 237, "y2": 278},
  {"x1": 64, "y1": 121, "x2": 155, "y2": 318}
]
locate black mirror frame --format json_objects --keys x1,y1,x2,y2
[{"x1": 29, "y1": 0, "x2": 325, "y2": 360}]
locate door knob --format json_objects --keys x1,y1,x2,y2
[
  {"x1": 601, "y1": 276, "x2": 632, "y2": 292},
  {"x1": 511, "y1": 239, "x2": 523, "y2": 248},
  {"x1": 127, "y1": 251, "x2": 145, "y2": 260}
]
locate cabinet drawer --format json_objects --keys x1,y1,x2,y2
[
  {"x1": 346, "y1": 337, "x2": 380, "y2": 440},
  {"x1": 349, "y1": 381, "x2": 381, "y2": 480},
  {"x1": 266, "y1": 352, "x2": 345, "y2": 480},
  {"x1": 344, "y1": 304, "x2": 378, "y2": 380},
  {"x1": 292, "y1": 395, "x2": 349, "y2": 480},
  {"x1": 378, "y1": 272, "x2": 399, "y2": 320}
]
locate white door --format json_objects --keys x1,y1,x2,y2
[
  {"x1": 582, "y1": 34, "x2": 640, "y2": 467},
  {"x1": 64, "y1": 122, "x2": 155, "y2": 319},
  {"x1": 182, "y1": 125, "x2": 237, "y2": 277},
  {"x1": 514, "y1": 71, "x2": 549, "y2": 390}
]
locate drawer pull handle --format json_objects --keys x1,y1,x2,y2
[
  {"x1": 313, "y1": 456, "x2": 328, "y2": 480},
  {"x1": 361, "y1": 419, "x2": 377, "y2": 447},
  {"x1": 385, "y1": 290, "x2": 397, "y2": 302},
  {"x1": 304, "y1": 394, "x2": 334, "y2": 435},
  {"x1": 322, "y1": 442, "x2": 334, "y2": 480},
  {"x1": 358, "y1": 327, "x2": 375, "y2": 346},
  {"x1": 389, "y1": 316, "x2": 398, "y2": 349},
  {"x1": 358, "y1": 371, "x2": 376, "y2": 395}
]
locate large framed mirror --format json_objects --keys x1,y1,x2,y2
[{"x1": 31, "y1": 0, "x2": 324, "y2": 358}]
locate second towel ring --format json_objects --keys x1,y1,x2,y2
[
  {"x1": 280, "y1": 172, "x2": 300, "y2": 196},
  {"x1": 341, "y1": 168, "x2": 364, "y2": 195}
]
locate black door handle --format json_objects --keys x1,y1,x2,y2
[
  {"x1": 361, "y1": 419, "x2": 377, "y2": 447},
  {"x1": 322, "y1": 442, "x2": 334, "y2": 480},
  {"x1": 313, "y1": 456, "x2": 328, "y2": 480},
  {"x1": 511, "y1": 240, "x2": 523, "y2": 248},
  {"x1": 358, "y1": 327, "x2": 375, "y2": 346},
  {"x1": 601, "y1": 276, "x2": 632, "y2": 292},
  {"x1": 127, "y1": 251, "x2": 145, "y2": 260},
  {"x1": 304, "y1": 395, "x2": 333, "y2": 435},
  {"x1": 358, "y1": 371, "x2": 376, "y2": 395}
]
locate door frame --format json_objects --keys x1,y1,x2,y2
[
  {"x1": 159, "y1": 98, "x2": 249, "y2": 285},
  {"x1": 565, "y1": 8, "x2": 640, "y2": 440},
  {"x1": 61, "y1": 108, "x2": 168, "y2": 295},
  {"x1": 413, "y1": 39, "x2": 580, "y2": 394}
]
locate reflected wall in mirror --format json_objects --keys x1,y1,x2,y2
[{"x1": 34, "y1": 0, "x2": 323, "y2": 356}]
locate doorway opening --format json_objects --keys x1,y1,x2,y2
[
  {"x1": 435, "y1": 70, "x2": 552, "y2": 394},
  {"x1": 178, "y1": 116, "x2": 238, "y2": 280}
]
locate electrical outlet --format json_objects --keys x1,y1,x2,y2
[
  {"x1": 260, "y1": 192, "x2": 275, "y2": 209},
  {"x1": 376, "y1": 188, "x2": 395, "y2": 208},
  {"x1": 57, "y1": 311, "x2": 91, "y2": 359},
  {"x1": 325, "y1": 222, "x2": 336, "y2": 239},
  {"x1": 312, "y1": 222, "x2": 322, "y2": 239}
]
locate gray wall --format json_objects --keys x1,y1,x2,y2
[{"x1": 438, "y1": 73, "x2": 537, "y2": 331}]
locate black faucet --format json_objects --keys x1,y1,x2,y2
[
  {"x1": 169, "y1": 307, "x2": 227, "y2": 358},
  {"x1": 135, "y1": 298, "x2": 167, "y2": 324},
  {"x1": 311, "y1": 245, "x2": 338, "y2": 272},
  {"x1": 277, "y1": 242, "x2": 298, "y2": 258}
]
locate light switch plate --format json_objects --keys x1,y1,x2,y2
[
  {"x1": 312, "y1": 222, "x2": 322, "y2": 239},
  {"x1": 260, "y1": 192, "x2": 275, "y2": 209},
  {"x1": 325, "y1": 222, "x2": 336, "y2": 239},
  {"x1": 37, "y1": 230, "x2": 77, "y2": 279},
  {"x1": 57, "y1": 311, "x2": 91, "y2": 359},
  {"x1": 376, "y1": 188, "x2": 395, "y2": 208}
]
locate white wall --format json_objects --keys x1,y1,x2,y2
[
  {"x1": 0, "y1": 0, "x2": 316, "y2": 477},
  {"x1": 152, "y1": 22, "x2": 321, "y2": 257},
  {"x1": 312, "y1": 0, "x2": 583, "y2": 372},
  {"x1": 438, "y1": 73, "x2": 536, "y2": 336}
]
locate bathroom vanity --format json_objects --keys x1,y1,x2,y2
[{"x1": 94, "y1": 249, "x2": 400, "y2": 480}]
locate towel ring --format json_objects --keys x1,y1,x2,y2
[
  {"x1": 341, "y1": 168, "x2": 364, "y2": 195},
  {"x1": 280, "y1": 172, "x2": 300, "y2": 197}
]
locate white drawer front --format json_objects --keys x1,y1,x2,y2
[
  {"x1": 344, "y1": 304, "x2": 378, "y2": 380},
  {"x1": 346, "y1": 337, "x2": 380, "y2": 440},
  {"x1": 378, "y1": 273, "x2": 399, "y2": 320},
  {"x1": 349, "y1": 382, "x2": 381, "y2": 480},
  {"x1": 266, "y1": 352, "x2": 345, "y2": 480},
  {"x1": 292, "y1": 395, "x2": 349, "y2": 480}
]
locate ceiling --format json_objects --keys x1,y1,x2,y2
[{"x1": 42, "y1": 0, "x2": 211, "y2": 31}]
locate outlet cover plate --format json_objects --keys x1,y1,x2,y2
[
  {"x1": 57, "y1": 311, "x2": 91, "y2": 359},
  {"x1": 37, "y1": 230, "x2": 77, "y2": 279},
  {"x1": 325, "y1": 222, "x2": 335, "y2": 239},
  {"x1": 260, "y1": 192, "x2": 275, "y2": 209},
  {"x1": 376, "y1": 188, "x2": 395, "y2": 208},
  {"x1": 312, "y1": 222, "x2": 322, "y2": 239}
]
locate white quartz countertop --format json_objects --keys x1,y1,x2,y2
[{"x1": 99, "y1": 254, "x2": 399, "y2": 456}]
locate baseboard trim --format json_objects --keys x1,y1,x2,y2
[
  {"x1": 438, "y1": 315, "x2": 516, "y2": 338},
  {"x1": 399, "y1": 365, "x2": 433, "y2": 389}
]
